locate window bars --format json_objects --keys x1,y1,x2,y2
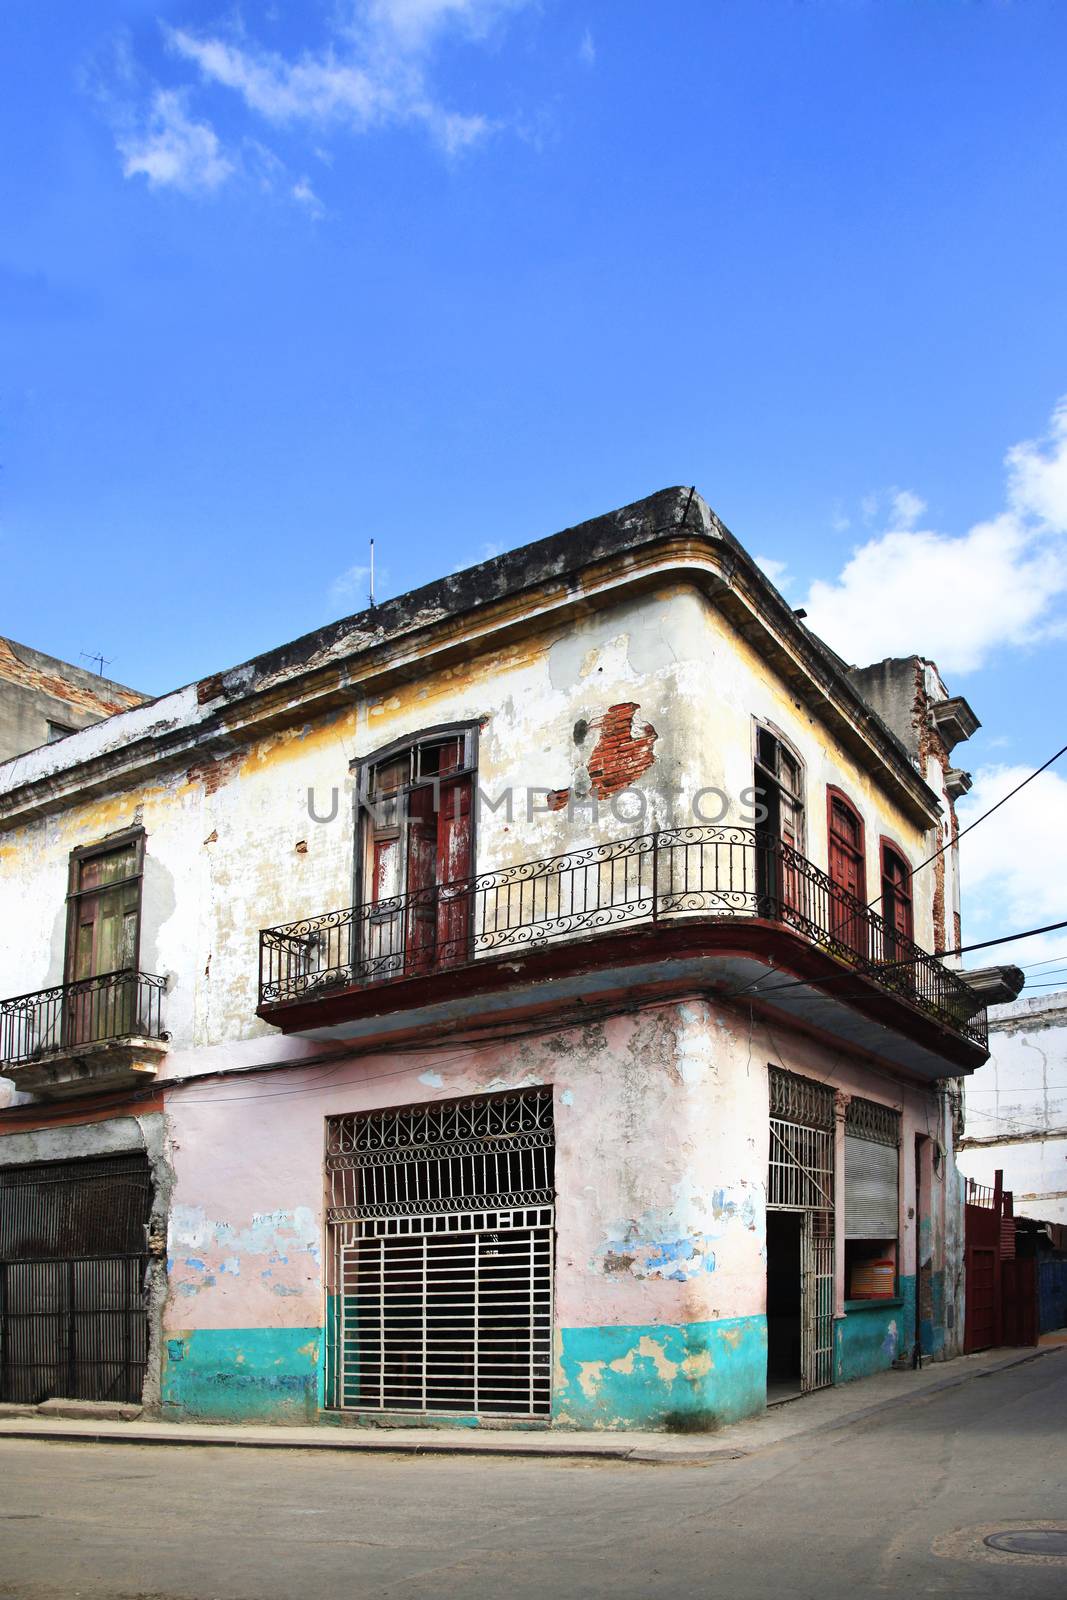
[
  {"x1": 768, "y1": 1067, "x2": 835, "y2": 1131},
  {"x1": 326, "y1": 1090, "x2": 555, "y2": 1419},
  {"x1": 846, "y1": 1096, "x2": 902, "y2": 1147}
]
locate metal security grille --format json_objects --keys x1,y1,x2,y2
[
  {"x1": 767, "y1": 1068, "x2": 835, "y2": 1394},
  {"x1": 802, "y1": 1210, "x2": 835, "y2": 1393},
  {"x1": 0, "y1": 1155, "x2": 151, "y2": 1405},
  {"x1": 326, "y1": 1090, "x2": 554, "y2": 1417},
  {"x1": 846, "y1": 1096, "x2": 901, "y2": 1147}
]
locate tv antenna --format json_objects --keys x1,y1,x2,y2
[
  {"x1": 369, "y1": 538, "x2": 376, "y2": 608},
  {"x1": 81, "y1": 650, "x2": 113, "y2": 677}
]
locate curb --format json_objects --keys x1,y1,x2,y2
[{"x1": 0, "y1": 1345, "x2": 1059, "y2": 1465}]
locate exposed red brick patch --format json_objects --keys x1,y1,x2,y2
[
  {"x1": 550, "y1": 702, "x2": 658, "y2": 809},
  {"x1": 187, "y1": 755, "x2": 239, "y2": 795},
  {"x1": 0, "y1": 637, "x2": 145, "y2": 718},
  {"x1": 197, "y1": 673, "x2": 225, "y2": 704}
]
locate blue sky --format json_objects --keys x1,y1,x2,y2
[{"x1": 3, "y1": 0, "x2": 1066, "y2": 981}]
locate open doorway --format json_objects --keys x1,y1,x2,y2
[{"x1": 766, "y1": 1211, "x2": 802, "y2": 1402}]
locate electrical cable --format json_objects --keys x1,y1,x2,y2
[{"x1": 865, "y1": 738, "x2": 1067, "y2": 912}]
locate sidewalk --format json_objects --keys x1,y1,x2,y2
[{"x1": 0, "y1": 1342, "x2": 1060, "y2": 1464}]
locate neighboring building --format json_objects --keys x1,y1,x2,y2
[
  {"x1": 0, "y1": 488, "x2": 989, "y2": 1429},
  {"x1": 959, "y1": 989, "x2": 1067, "y2": 1227},
  {"x1": 0, "y1": 636, "x2": 147, "y2": 764}
]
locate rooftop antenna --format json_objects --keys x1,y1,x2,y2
[
  {"x1": 81, "y1": 650, "x2": 113, "y2": 677},
  {"x1": 369, "y1": 539, "x2": 376, "y2": 608}
]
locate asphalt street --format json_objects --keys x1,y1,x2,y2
[{"x1": 1, "y1": 1354, "x2": 1065, "y2": 1599}]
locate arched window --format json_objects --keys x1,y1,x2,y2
[
  {"x1": 754, "y1": 725, "x2": 805, "y2": 851},
  {"x1": 753, "y1": 724, "x2": 806, "y2": 918},
  {"x1": 826, "y1": 788, "x2": 867, "y2": 956},
  {"x1": 880, "y1": 841, "x2": 914, "y2": 958},
  {"x1": 355, "y1": 726, "x2": 477, "y2": 976}
]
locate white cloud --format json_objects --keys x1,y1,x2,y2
[
  {"x1": 957, "y1": 764, "x2": 1067, "y2": 979},
  {"x1": 360, "y1": 0, "x2": 522, "y2": 52},
  {"x1": 1007, "y1": 396, "x2": 1067, "y2": 529},
  {"x1": 118, "y1": 89, "x2": 234, "y2": 193},
  {"x1": 579, "y1": 28, "x2": 596, "y2": 66},
  {"x1": 166, "y1": 29, "x2": 393, "y2": 128},
  {"x1": 801, "y1": 398, "x2": 1067, "y2": 673},
  {"x1": 754, "y1": 554, "x2": 789, "y2": 589},
  {"x1": 292, "y1": 176, "x2": 326, "y2": 218},
  {"x1": 158, "y1": 1, "x2": 524, "y2": 161},
  {"x1": 889, "y1": 488, "x2": 926, "y2": 529},
  {"x1": 330, "y1": 563, "x2": 372, "y2": 605}
]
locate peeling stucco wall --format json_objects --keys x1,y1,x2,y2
[
  {"x1": 148, "y1": 995, "x2": 951, "y2": 1427},
  {"x1": 0, "y1": 582, "x2": 942, "y2": 1066}
]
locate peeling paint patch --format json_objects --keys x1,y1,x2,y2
[
  {"x1": 418, "y1": 1071, "x2": 445, "y2": 1088},
  {"x1": 162, "y1": 1327, "x2": 321, "y2": 1422},
  {"x1": 557, "y1": 1317, "x2": 765, "y2": 1430}
]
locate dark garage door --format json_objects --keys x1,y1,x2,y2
[{"x1": 0, "y1": 1154, "x2": 152, "y2": 1404}]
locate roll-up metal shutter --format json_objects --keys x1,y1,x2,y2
[{"x1": 844, "y1": 1097, "x2": 900, "y2": 1239}]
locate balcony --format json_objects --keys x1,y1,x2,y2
[
  {"x1": 258, "y1": 827, "x2": 987, "y2": 1076},
  {"x1": 0, "y1": 969, "x2": 168, "y2": 1099}
]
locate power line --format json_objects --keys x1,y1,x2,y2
[
  {"x1": 725, "y1": 915, "x2": 1067, "y2": 1007},
  {"x1": 866, "y1": 738, "x2": 1067, "y2": 912}
]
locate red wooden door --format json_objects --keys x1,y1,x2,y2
[
  {"x1": 828, "y1": 796, "x2": 867, "y2": 957},
  {"x1": 436, "y1": 775, "x2": 472, "y2": 966},
  {"x1": 404, "y1": 785, "x2": 439, "y2": 974},
  {"x1": 1002, "y1": 1257, "x2": 1038, "y2": 1347},
  {"x1": 964, "y1": 1245, "x2": 997, "y2": 1352}
]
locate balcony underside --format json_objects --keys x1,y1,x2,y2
[
  {"x1": 257, "y1": 918, "x2": 987, "y2": 1082},
  {"x1": 5, "y1": 1036, "x2": 168, "y2": 1100}
]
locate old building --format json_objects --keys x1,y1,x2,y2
[
  {"x1": 959, "y1": 989, "x2": 1067, "y2": 1227},
  {"x1": 0, "y1": 636, "x2": 146, "y2": 764},
  {"x1": 0, "y1": 489, "x2": 989, "y2": 1429}
]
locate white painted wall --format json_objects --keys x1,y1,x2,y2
[{"x1": 958, "y1": 989, "x2": 1067, "y2": 1224}]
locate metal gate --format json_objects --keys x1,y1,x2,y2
[
  {"x1": 0, "y1": 1155, "x2": 151, "y2": 1404},
  {"x1": 326, "y1": 1089, "x2": 554, "y2": 1417},
  {"x1": 768, "y1": 1068, "x2": 836, "y2": 1394}
]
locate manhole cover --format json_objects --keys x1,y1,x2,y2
[{"x1": 984, "y1": 1530, "x2": 1067, "y2": 1556}]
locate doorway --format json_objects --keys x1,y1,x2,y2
[{"x1": 766, "y1": 1211, "x2": 802, "y2": 1400}]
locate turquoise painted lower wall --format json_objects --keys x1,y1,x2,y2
[
  {"x1": 555, "y1": 1316, "x2": 767, "y2": 1431},
  {"x1": 160, "y1": 1317, "x2": 766, "y2": 1430},
  {"x1": 162, "y1": 1327, "x2": 322, "y2": 1422},
  {"x1": 920, "y1": 1270, "x2": 946, "y2": 1357},
  {"x1": 835, "y1": 1299, "x2": 905, "y2": 1382}
]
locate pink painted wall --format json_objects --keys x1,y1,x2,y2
[{"x1": 162, "y1": 998, "x2": 953, "y2": 1344}]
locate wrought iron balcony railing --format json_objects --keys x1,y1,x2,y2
[
  {"x1": 259, "y1": 826, "x2": 986, "y2": 1046},
  {"x1": 0, "y1": 970, "x2": 167, "y2": 1071}
]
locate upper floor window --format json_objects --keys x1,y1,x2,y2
[
  {"x1": 47, "y1": 720, "x2": 75, "y2": 743},
  {"x1": 66, "y1": 831, "x2": 144, "y2": 986},
  {"x1": 754, "y1": 725, "x2": 805, "y2": 850},
  {"x1": 826, "y1": 789, "x2": 867, "y2": 955},
  {"x1": 357, "y1": 728, "x2": 477, "y2": 975},
  {"x1": 880, "y1": 842, "x2": 913, "y2": 954}
]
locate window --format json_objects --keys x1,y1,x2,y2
[
  {"x1": 826, "y1": 788, "x2": 867, "y2": 956},
  {"x1": 880, "y1": 841, "x2": 914, "y2": 961},
  {"x1": 47, "y1": 720, "x2": 75, "y2": 743},
  {"x1": 753, "y1": 725, "x2": 805, "y2": 917},
  {"x1": 356, "y1": 728, "x2": 477, "y2": 976},
  {"x1": 64, "y1": 831, "x2": 145, "y2": 1044},
  {"x1": 754, "y1": 726, "x2": 805, "y2": 850}
]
